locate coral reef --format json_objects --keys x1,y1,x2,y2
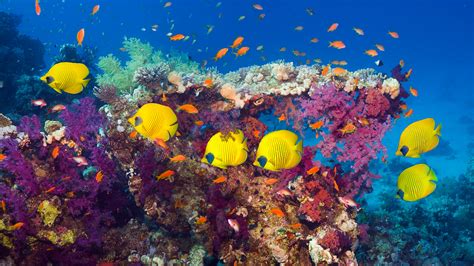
[{"x1": 1, "y1": 38, "x2": 409, "y2": 264}]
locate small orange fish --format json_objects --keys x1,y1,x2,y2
[
  {"x1": 66, "y1": 191, "x2": 75, "y2": 198},
  {"x1": 327, "y1": 23, "x2": 339, "y2": 32},
  {"x1": 95, "y1": 170, "x2": 103, "y2": 183},
  {"x1": 404, "y1": 109, "x2": 413, "y2": 118},
  {"x1": 333, "y1": 179, "x2": 340, "y2": 192},
  {"x1": 329, "y1": 40, "x2": 346, "y2": 49},
  {"x1": 195, "y1": 120, "x2": 204, "y2": 126},
  {"x1": 231, "y1": 36, "x2": 244, "y2": 49},
  {"x1": 214, "y1": 48, "x2": 229, "y2": 61},
  {"x1": 252, "y1": 3, "x2": 263, "y2": 10},
  {"x1": 365, "y1": 49, "x2": 378, "y2": 57},
  {"x1": 1, "y1": 200, "x2": 6, "y2": 213},
  {"x1": 169, "y1": 155, "x2": 186, "y2": 162},
  {"x1": 0, "y1": 154, "x2": 7, "y2": 161},
  {"x1": 252, "y1": 130, "x2": 261, "y2": 138},
  {"x1": 278, "y1": 113, "x2": 286, "y2": 122},
  {"x1": 170, "y1": 34, "x2": 185, "y2": 41},
  {"x1": 45, "y1": 186, "x2": 56, "y2": 193},
  {"x1": 309, "y1": 121, "x2": 324, "y2": 130},
  {"x1": 164, "y1": 1, "x2": 172, "y2": 8},
  {"x1": 161, "y1": 93, "x2": 167, "y2": 102},
  {"x1": 332, "y1": 67, "x2": 347, "y2": 76},
  {"x1": 288, "y1": 223, "x2": 302, "y2": 229},
  {"x1": 353, "y1": 27, "x2": 364, "y2": 35},
  {"x1": 264, "y1": 178, "x2": 279, "y2": 185},
  {"x1": 235, "y1": 46, "x2": 250, "y2": 57},
  {"x1": 77, "y1": 28, "x2": 85, "y2": 46},
  {"x1": 321, "y1": 65, "x2": 330, "y2": 76},
  {"x1": 399, "y1": 103, "x2": 408, "y2": 110},
  {"x1": 270, "y1": 208, "x2": 285, "y2": 218},
  {"x1": 405, "y1": 68, "x2": 413, "y2": 79},
  {"x1": 91, "y1": 4, "x2": 100, "y2": 16},
  {"x1": 358, "y1": 117, "x2": 370, "y2": 126},
  {"x1": 154, "y1": 138, "x2": 169, "y2": 150},
  {"x1": 409, "y1": 87, "x2": 418, "y2": 97},
  {"x1": 213, "y1": 176, "x2": 227, "y2": 184},
  {"x1": 129, "y1": 130, "x2": 138, "y2": 139},
  {"x1": 310, "y1": 37, "x2": 319, "y2": 43},
  {"x1": 177, "y1": 104, "x2": 199, "y2": 114},
  {"x1": 51, "y1": 104, "x2": 66, "y2": 113},
  {"x1": 196, "y1": 216, "x2": 207, "y2": 225},
  {"x1": 9, "y1": 222, "x2": 24, "y2": 230},
  {"x1": 339, "y1": 122, "x2": 357, "y2": 135},
  {"x1": 258, "y1": 13, "x2": 266, "y2": 20},
  {"x1": 156, "y1": 170, "x2": 175, "y2": 180},
  {"x1": 375, "y1": 44, "x2": 385, "y2": 51},
  {"x1": 203, "y1": 78, "x2": 213, "y2": 88},
  {"x1": 388, "y1": 31, "x2": 399, "y2": 38},
  {"x1": 306, "y1": 166, "x2": 320, "y2": 175},
  {"x1": 35, "y1": 0, "x2": 41, "y2": 16},
  {"x1": 51, "y1": 146, "x2": 60, "y2": 159}
]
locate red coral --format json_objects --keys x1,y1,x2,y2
[
  {"x1": 365, "y1": 89, "x2": 390, "y2": 117},
  {"x1": 319, "y1": 228, "x2": 352, "y2": 254}
]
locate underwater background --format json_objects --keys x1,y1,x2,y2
[{"x1": 0, "y1": 0, "x2": 473, "y2": 265}]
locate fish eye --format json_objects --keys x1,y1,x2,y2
[
  {"x1": 134, "y1": 116, "x2": 143, "y2": 126},
  {"x1": 205, "y1": 153, "x2": 214, "y2": 164},
  {"x1": 400, "y1": 146, "x2": 409, "y2": 156},
  {"x1": 257, "y1": 156, "x2": 267, "y2": 167},
  {"x1": 45, "y1": 76, "x2": 55, "y2": 84}
]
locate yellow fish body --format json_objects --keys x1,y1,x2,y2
[
  {"x1": 128, "y1": 103, "x2": 178, "y2": 142},
  {"x1": 253, "y1": 130, "x2": 303, "y2": 171},
  {"x1": 397, "y1": 164, "x2": 437, "y2": 201},
  {"x1": 396, "y1": 118, "x2": 441, "y2": 158},
  {"x1": 40, "y1": 62, "x2": 90, "y2": 94},
  {"x1": 201, "y1": 130, "x2": 248, "y2": 169}
]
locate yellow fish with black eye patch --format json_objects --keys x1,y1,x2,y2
[
  {"x1": 128, "y1": 103, "x2": 178, "y2": 142},
  {"x1": 253, "y1": 130, "x2": 303, "y2": 171},
  {"x1": 397, "y1": 164, "x2": 437, "y2": 201},
  {"x1": 396, "y1": 118, "x2": 441, "y2": 158},
  {"x1": 201, "y1": 130, "x2": 248, "y2": 169},
  {"x1": 40, "y1": 62, "x2": 90, "y2": 94}
]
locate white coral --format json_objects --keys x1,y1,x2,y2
[
  {"x1": 309, "y1": 239, "x2": 335, "y2": 264},
  {"x1": 381, "y1": 78, "x2": 400, "y2": 99}
]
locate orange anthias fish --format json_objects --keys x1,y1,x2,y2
[
  {"x1": 332, "y1": 67, "x2": 347, "y2": 76},
  {"x1": 231, "y1": 36, "x2": 244, "y2": 49},
  {"x1": 333, "y1": 179, "x2": 340, "y2": 192},
  {"x1": 9, "y1": 222, "x2": 24, "y2": 230},
  {"x1": 405, "y1": 68, "x2": 413, "y2": 79},
  {"x1": 1, "y1": 200, "x2": 6, "y2": 213},
  {"x1": 0, "y1": 154, "x2": 7, "y2": 161},
  {"x1": 252, "y1": 129, "x2": 261, "y2": 138},
  {"x1": 95, "y1": 170, "x2": 104, "y2": 183},
  {"x1": 169, "y1": 154, "x2": 186, "y2": 162},
  {"x1": 270, "y1": 208, "x2": 285, "y2": 218},
  {"x1": 45, "y1": 187, "x2": 56, "y2": 193},
  {"x1": 32, "y1": 99, "x2": 47, "y2": 107},
  {"x1": 51, "y1": 104, "x2": 66, "y2": 113},
  {"x1": 399, "y1": 59, "x2": 405, "y2": 68},
  {"x1": 399, "y1": 103, "x2": 408, "y2": 110},
  {"x1": 77, "y1": 28, "x2": 85, "y2": 46},
  {"x1": 51, "y1": 146, "x2": 60, "y2": 159},
  {"x1": 129, "y1": 130, "x2": 138, "y2": 139},
  {"x1": 154, "y1": 138, "x2": 169, "y2": 150},
  {"x1": 321, "y1": 65, "x2": 330, "y2": 76},
  {"x1": 203, "y1": 78, "x2": 213, "y2": 88},
  {"x1": 375, "y1": 44, "x2": 385, "y2": 51},
  {"x1": 388, "y1": 31, "x2": 399, "y2": 38},
  {"x1": 353, "y1": 27, "x2": 364, "y2": 35},
  {"x1": 327, "y1": 23, "x2": 339, "y2": 32},
  {"x1": 91, "y1": 4, "x2": 100, "y2": 16},
  {"x1": 177, "y1": 104, "x2": 199, "y2": 114},
  {"x1": 195, "y1": 120, "x2": 204, "y2": 126},
  {"x1": 310, "y1": 37, "x2": 319, "y2": 43},
  {"x1": 196, "y1": 216, "x2": 207, "y2": 225},
  {"x1": 409, "y1": 87, "x2": 418, "y2": 97},
  {"x1": 170, "y1": 34, "x2": 185, "y2": 41},
  {"x1": 404, "y1": 109, "x2": 414, "y2": 118},
  {"x1": 288, "y1": 223, "x2": 302, "y2": 229},
  {"x1": 252, "y1": 3, "x2": 263, "y2": 10},
  {"x1": 329, "y1": 41, "x2": 346, "y2": 49},
  {"x1": 365, "y1": 49, "x2": 378, "y2": 57},
  {"x1": 213, "y1": 176, "x2": 227, "y2": 184},
  {"x1": 214, "y1": 48, "x2": 229, "y2": 61},
  {"x1": 264, "y1": 178, "x2": 279, "y2": 185},
  {"x1": 278, "y1": 114, "x2": 286, "y2": 122},
  {"x1": 339, "y1": 122, "x2": 357, "y2": 135},
  {"x1": 161, "y1": 93, "x2": 167, "y2": 102},
  {"x1": 156, "y1": 170, "x2": 175, "y2": 180},
  {"x1": 35, "y1": 0, "x2": 41, "y2": 16},
  {"x1": 235, "y1": 46, "x2": 250, "y2": 57},
  {"x1": 306, "y1": 166, "x2": 320, "y2": 175}
]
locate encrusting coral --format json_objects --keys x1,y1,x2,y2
[{"x1": 0, "y1": 38, "x2": 416, "y2": 264}]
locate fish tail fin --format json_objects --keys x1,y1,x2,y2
[
  {"x1": 82, "y1": 78, "x2": 90, "y2": 88},
  {"x1": 434, "y1": 124, "x2": 441, "y2": 136},
  {"x1": 295, "y1": 139, "x2": 303, "y2": 156}
]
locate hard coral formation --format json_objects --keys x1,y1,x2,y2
[{"x1": 1, "y1": 38, "x2": 409, "y2": 264}]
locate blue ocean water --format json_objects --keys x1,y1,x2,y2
[{"x1": 0, "y1": 0, "x2": 473, "y2": 263}]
